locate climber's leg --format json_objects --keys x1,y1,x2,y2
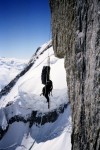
[{"x1": 45, "y1": 94, "x2": 50, "y2": 109}]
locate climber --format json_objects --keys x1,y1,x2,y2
[
  {"x1": 40, "y1": 56, "x2": 53, "y2": 108},
  {"x1": 41, "y1": 80, "x2": 53, "y2": 108}
]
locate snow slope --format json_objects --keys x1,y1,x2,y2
[
  {"x1": 0, "y1": 57, "x2": 28, "y2": 91},
  {"x1": 0, "y1": 41, "x2": 72, "y2": 150},
  {"x1": 16, "y1": 107, "x2": 71, "y2": 150}
]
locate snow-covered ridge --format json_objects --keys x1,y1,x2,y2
[
  {"x1": 0, "y1": 40, "x2": 67, "y2": 110},
  {"x1": 0, "y1": 41, "x2": 52, "y2": 99},
  {"x1": 29, "y1": 40, "x2": 52, "y2": 64},
  {"x1": 0, "y1": 41, "x2": 71, "y2": 150}
]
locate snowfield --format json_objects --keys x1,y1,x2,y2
[
  {"x1": 0, "y1": 57, "x2": 28, "y2": 91},
  {"x1": 0, "y1": 41, "x2": 72, "y2": 150}
]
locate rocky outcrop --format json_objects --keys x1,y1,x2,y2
[
  {"x1": 50, "y1": 0, "x2": 100, "y2": 150},
  {"x1": 0, "y1": 103, "x2": 69, "y2": 140}
]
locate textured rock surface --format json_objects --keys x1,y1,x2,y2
[{"x1": 50, "y1": 0, "x2": 100, "y2": 150}]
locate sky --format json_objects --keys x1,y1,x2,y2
[{"x1": 0, "y1": 0, "x2": 51, "y2": 59}]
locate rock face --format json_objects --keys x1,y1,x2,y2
[{"x1": 50, "y1": 0, "x2": 100, "y2": 150}]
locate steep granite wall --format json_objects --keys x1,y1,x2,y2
[{"x1": 50, "y1": 0, "x2": 100, "y2": 150}]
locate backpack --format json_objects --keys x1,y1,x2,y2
[
  {"x1": 42, "y1": 80, "x2": 53, "y2": 96},
  {"x1": 41, "y1": 66, "x2": 50, "y2": 85}
]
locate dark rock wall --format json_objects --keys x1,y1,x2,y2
[{"x1": 50, "y1": 0, "x2": 100, "y2": 150}]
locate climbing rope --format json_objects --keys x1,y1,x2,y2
[
  {"x1": 34, "y1": 53, "x2": 53, "y2": 69},
  {"x1": 28, "y1": 140, "x2": 36, "y2": 150}
]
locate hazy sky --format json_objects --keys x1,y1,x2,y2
[{"x1": 0, "y1": 0, "x2": 51, "y2": 59}]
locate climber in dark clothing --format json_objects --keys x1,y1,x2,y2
[
  {"x1": 42, "y1": 80, "x2": 53, "y2": 108},
  {"x1": 41, "y1": 64, "x2": 53, "y2": 108}
]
